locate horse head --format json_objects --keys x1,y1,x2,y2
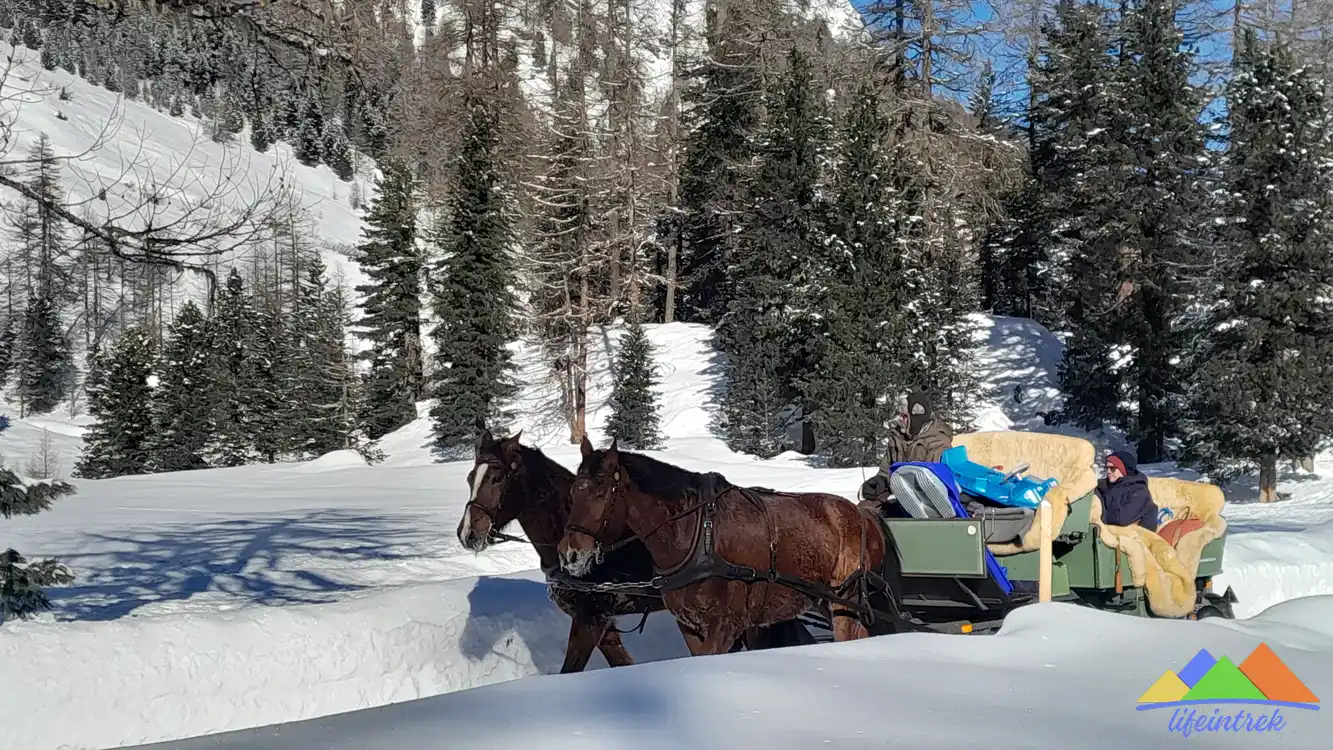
[
  {"x1": 558, "y1": 434, "x2": 629, "y2": 576},
  {"x1": 456, "y1": 426, "x2": 525, "y2": 552}
]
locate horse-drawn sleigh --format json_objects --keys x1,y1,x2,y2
[{"x1": 456, "y1": 428, "x2": 1237, "y2": 670}]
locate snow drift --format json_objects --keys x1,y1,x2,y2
[{"x1": 138, "y1": 598, "x2": 1333, "y2": 750}]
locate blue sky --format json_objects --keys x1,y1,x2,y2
[{"x1": 846, "y1": 0, "x2": 1239, "y2": 121}]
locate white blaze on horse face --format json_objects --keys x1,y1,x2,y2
[{"x1": 469, "y1": 463, "x2": 490, "y2": 503}]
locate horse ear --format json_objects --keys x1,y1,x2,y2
[
  {"x1": 478, "y1": 429, "x2": 495, "y2": 450},
  {"x1": 511, "y1": 429, "x2": 523, "y2": 444},
  {"x1": 580, "y1": 433, "x2": 594, "y2": 458},
  {"x1": 607, "y1": 438, "x2": 619, "y2": 459}
]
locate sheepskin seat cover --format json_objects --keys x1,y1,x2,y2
[
  {"x1": 1090, "y1": 476, "x2": 1228, "y2": 618},
  {"x1": 952, "y1": 431, "x2": 1098, "y2": 556}
]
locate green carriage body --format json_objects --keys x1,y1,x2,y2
[{"x1": 878, "y1": 492, "x2": 1234, "y2": 629}]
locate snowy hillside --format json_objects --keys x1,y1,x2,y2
[
  {"x1": 0, "y1": 40, "x2": 370, "y2": 319},
  {"x1": 5, "y1": 312, "x2": 1333, "y2": 749}
]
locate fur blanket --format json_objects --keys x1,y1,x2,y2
[
  {"x1": 1090, "y1": 476, "x2": 1228, "y2": 618},
  {"x1": 953, "y1": 431, "x2": 1098, "y2": 555}
]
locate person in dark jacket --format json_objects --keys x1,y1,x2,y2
[
  {"x1": 1097, "y1": 451, "x2": 1159, "y2": 531},
  {"x1": 859, "y1": 390, "x2": 954, "y2": 502}
]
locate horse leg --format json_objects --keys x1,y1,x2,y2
[
  {"x1": 560, "y1": 615, "x2": 609, "y2": 674},
  {"x1": 675, "y1": 619, "x2": 740, "y2": 656},
  {"x1": 596, "y1": 625, "x2": 636, "y2": 668}
]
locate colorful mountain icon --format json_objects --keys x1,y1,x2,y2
[
  {"x1": 1182, "y1": 656, "x2": 1268, "y2": 702},
  {"x1": 1177, "y1": 649, "x2": 1217, "y2": 688},
  {"x1": 1239, "y1": 643, "x2": 1320, "y2": 704},
  {"x1": 1139, "y1": 671, "x2": 1190, "y2": 703}
]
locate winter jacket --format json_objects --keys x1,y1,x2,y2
[
  {"x1": 1097, "y1": 473, "x2": 1159, "y2": 531},
  {"x1": 875, "y1": 418, "x2": 955, "y2": 479}
]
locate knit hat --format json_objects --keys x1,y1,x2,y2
[
  {"x1": 1107, "y1": 450, "x2": 1137, "y2": 476},
  {"x1": 906, "y1": 389, "x2": 932, "y2": 437}
]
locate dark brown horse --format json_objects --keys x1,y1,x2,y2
[
  {"x1": 456, "y1": 429, "x2": 662, "y2": 673},
  {"x1": 456, "y1": 430, "x2": 813, "y2": 672},
  {"x1": 558, "y1": 436, "x2": 906, "y2": 656}
]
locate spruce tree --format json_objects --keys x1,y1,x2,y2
[
  {"x1": 1035, "y1": 0, "x2": 1132, "y2": 432},
  {"x1": 149, "y1": 301, "x2": 214, "y2": 472},
  {"x1": 1181, "y1": 33, "x2": 1333, "y2": 502},
  {"x1": 800, "y1": 82, "x2": 914, "y2": 467},
  {"x1": 294, "y1": 86, "x2": 326, "y2": 167},
  {"x1": 322, "y1": 116, "x2": 355, "y2": 182},
  {"x1": 207, "y1": 270, "x2": 262, "y2": 466},
  {"x1": 354, "y1": 162, "x2": 423, "y2": 440},
  {"x1": 287, "y1": 260, "x2": 361, "y2": 457},
  {"x1": 1, "y1": 471, "x2": 75, "y2": 622},
  {"x1": 248, "y1": 303, "x2": 288, "y2": 462},
  {"x1": 73, "y1": 326, "x2": 157, "y2": 479},
  {"x1": 672, "y1": 0, "x2": 765, "y2": 324},
  {"x1": 718, "y1": 47, "x2": 831, "y2": 457},
  {"x1": 604, "y1": 315, "x2": 664, "y2": 450},
  {"x1": 0, "y1": 318, "x2": 14, "y2": 390},
  {"x1": 1113, "y1": 0, "x2": 1211, "y2": 462},
  {"x1": 16, "y1": 290, "x2": 74, "y2": 417},
  {"x1": 428, "y1": 87, "x2": 519, "y2": 453}
]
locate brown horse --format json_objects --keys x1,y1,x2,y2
[
  {"x1": 557, "y1": 436, "x2": 907, "y2": 656},
  {"x1": 456, "y1": 429, "x2": 663, "y2": 673}
]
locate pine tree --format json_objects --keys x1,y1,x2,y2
[
  {"x1": 605, "y1": 314, "x2": 665, "y2": 450},
  {"x1": 1181, "y1": 33, "x2": 1333, "y2": 502},
  {"x1": 718, "y1": 47, "x2": 832, "y2": 457},
  {"x1": 16, "y1": 290, "x2": 74, "y2": 416},
  {"x1": 294, "y1": 86, "x2": 326, "y2": 167},
  {"x1": 354, "y1": 162, "x2": 423, "y2": 440},
  {"x1": 207, "y1": 270, "x2": 262, "y2": 466},
  {"x1": 1112, "y1": 0, "x2": 1212, "y2": 462},
  {"x1": 287, "y1": 260, "x2": 362, "y2": 457},
  {"x1": 149, "y1": 301, "x2": 214, "y2": 472},
  {"x1": 427, "y1": 86, "x2": 519, "y2": 452},
  {"x1": 73, "y1": 326, "x2": 157, "y2": 479},
  {"x1": 0, "y1": 318, "x2": 14, "y2": 390},
  {"x1": 672, "y1": 0, "x2": 765, "y2": 324},
  {"x1": 1036, "y1": 0, "x2": 1132, "y2": 432},
  {"x1": 323, "y1": 116, "x2": 355, "y2": 181},
  {"x1": 249, "y1": 303, "x2": 288, "y2": 462},
  {"x1": 800, "y1": 81, "x2": 915, "y2": 467},
  {"x1": 1, "y1": 471, "x2": 75, "y2": 622}
]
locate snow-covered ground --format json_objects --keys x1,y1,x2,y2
[
  {"x1": 4, "y1": 318, "x2": 1333, "y2": 750},
  {"x1": 3, "y1": 36, "x2": 1333, "y2": 750},
  {"x1": 137, "y1": 597, "x2": 1333, "y2": 750}
]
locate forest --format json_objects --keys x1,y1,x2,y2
[{"x1": 0, "y1": 0, "x2": 1330, "y2": 505}]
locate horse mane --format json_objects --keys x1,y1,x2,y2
[
  {"x1": 516, "y1": 442, "x2": 575, "y2": 484},
  {"x1": 593, "y1": 449, "x2": 706, "y2": 505}
]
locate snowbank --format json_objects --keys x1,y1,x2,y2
[
  {"x1": 0, "y1": 569, "x2": 688, "y2": 750},
  {"x1": 137, "y1": 598, "x2": 1333, "y2": 750}
]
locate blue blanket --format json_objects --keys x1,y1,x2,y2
[
  {"x1": 888, "y1": 461, "x2": 1015, "y2": 595},
  {"x1": 939, "y1": 445, "x2": 1057, "y2": 510}
]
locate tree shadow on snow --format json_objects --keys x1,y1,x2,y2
[{"x1": 49, "y1": 510, "x2": 428, "y2": 622}]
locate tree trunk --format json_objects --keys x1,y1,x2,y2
[{"x1": 1259, "y1": 452, "x2": 1278, "y2": 503}]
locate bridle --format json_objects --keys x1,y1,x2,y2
[
  {"x1": 564, "y1": 466, "x2": 715, "y2": 566},
  {"x1": 462, "y1": 459, "x2": 531, "y2": 546},
  {"x1": 563, "y1": 471, "x2": 624, "y2": 558}
]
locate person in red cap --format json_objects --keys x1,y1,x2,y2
[{"x1": 1097, "y1": 450, "x2": 1159, "y2": 530}]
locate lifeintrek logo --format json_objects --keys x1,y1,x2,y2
[{"x1": 1137, "y1": 643, "x2": 1319, "y2": 737}]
